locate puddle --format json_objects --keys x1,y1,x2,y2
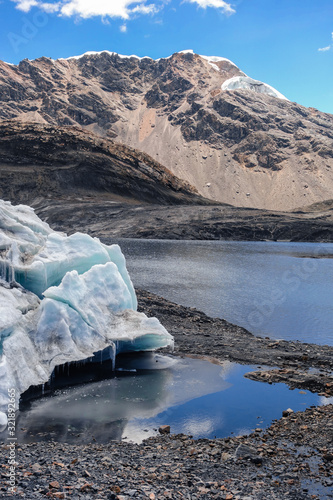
[{"x1": 2, "y1": 354, "x2": 331, "y2": 444}]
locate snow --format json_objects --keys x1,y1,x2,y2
[
  {"x1": 0, "y1": 200, "x2": 173, "y2": 428},
  {"x1": 199, "y1": 54, "x2": 238, "y2": 68},
  {"x1": 58, "y1": 49, "x2": 240, "y2": 69},
  {"x1": 178, "y1": 49, "x2": 195, "y2": 55},
  {"x1": 222, "y1": 76, "x2": 288, "y2": 100},
  {"x1": 4, "y1": 48, "x2": 239, "y2": 66},
  {"x1": 59, "y1": 50, "x2": 153, "y2": 61},
  {"x1": 208, "y1": 62, "x2": 220, "y2": 72}
]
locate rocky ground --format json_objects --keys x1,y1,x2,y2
[
  {"x1": 0, "y1": 404, "x2": 332, "y2": 499},
  {"x1": 34, "y1": 197, "x2": 333, "y2": 242},
  {"x1": 0, "y1": 290, "x2": 332, "y2": 499}
]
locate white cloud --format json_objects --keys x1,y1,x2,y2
[
  {"x1": 120, "y1": 23, "x2": 127, "y2": 32},
  {"x1": 131, "y1": 3, "x2": 159, "y2": 14},
  {"x1": 40, "y1": 2, "x2": 61, "y2": 13},
  {"x1": 318, "y1": 32, "x2": 333, "y2": 52},
  {"x1": 60, "y1": 1, "x2": 138, "y2": 19},
  {"x1": 13, "y1": 0, "x2": 39, "y2": 12},
  {"x1": 11, "y1": 0, "x2": 235, "y2": 19},
  {"x1": 185, "y1": 0, "x2": 235, "y2": 15},
  {"x1": 318, "y1": 45, "x2": 331, "y2": 52},
  {"x1": 11, "y1": 0, "x2": 160, "y2": 19}
]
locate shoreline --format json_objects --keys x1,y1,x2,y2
[
  {"x1": 137, "y1": 289, "x2": 333, "y2": 396},
  {"x1": 0, "y1": 289, "x2": 332, "y2": 499}
]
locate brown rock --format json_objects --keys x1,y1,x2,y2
[
  {"x1": 159, "y1": 425, "x2": 171, "y2": 434},
  {"x1": 80, "y1": 483, "x2": 93, "y2": 492},
  {"x1": 49, "y1": 481, "x2": 60, "y2": 490}
]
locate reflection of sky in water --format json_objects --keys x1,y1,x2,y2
[
  {"x1": 10, "y1": 355, "x2": 331, "y2": 444},
  {"x1": 319, "y1": 396, "x2": 333, "y2": 405},
  {"x1": 116, "y1": 239, "x2": 333, "y2": 345},
  {"x1": 129, "y1": 362, "x2": 331, "y2": 442}
]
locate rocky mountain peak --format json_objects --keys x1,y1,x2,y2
[{"x1": 0, "y1": 50, "x2": 332, "y2": 210}]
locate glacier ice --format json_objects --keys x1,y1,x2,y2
[
  {"x1": 222, "y1": 76, "x2": 288, "y2": 100},
  {"x1": 0, "y1": 200, "x2": 173, "y2": 428},
  {"x1": 0, "y1": 199, "x2": 136, "y2": 303}
]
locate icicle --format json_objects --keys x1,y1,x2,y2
[
  {"x1": 109, "y1": 343, "x2": 116, "y2": 371},
  {"x1": 0, "y1": 253, "x2": 15, "y2": 284},
  {"x1": 41, "y1": 383, "x2": 45, "y2": 395}
]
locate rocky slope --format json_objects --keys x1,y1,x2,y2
[
  {"x1": 0, "y1": 121, "x2": 208, "y2": 205},
  {"x1": 1, "y1": 50, "x2": 333, "y2": 210},
  {"x1": 33, "y1": 198, "x2": 333, "y2": 242}
]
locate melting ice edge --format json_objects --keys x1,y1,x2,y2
[{"x1": 0, "y1": 200, "x2": 173, "y2": 428}]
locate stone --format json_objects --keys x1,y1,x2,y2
[
  {"x1": 49, "y1": 481, "x2": 60, "y2": 490},
  {"x1": 235, "y1": 444, "x2": 262, "y2": 464},
  {"x1": 159, "y1": 425, "x2": 171, "y2": 435}
]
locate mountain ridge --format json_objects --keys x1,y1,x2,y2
[{"x1": 0, "y1": 50, "x2": 332, "y2": 210}]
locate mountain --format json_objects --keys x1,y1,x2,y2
[
  {"x1": 0, "y1": 121, "x2": 208, "y2": 205},
  {"x1": 1, "y1": 50, "x2": 333, "y2": 210}
]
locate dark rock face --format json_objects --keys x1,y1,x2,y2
[
  {"x1": 0, "y1": 122, "x2": 208, "y2": 206},
  {"x1": 1, "y1": 51, "x2": 333, "y2": 210}
]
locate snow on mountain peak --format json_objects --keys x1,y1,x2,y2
[
  {"x1": 222, "y1": 76, "x2": 288, "y2": 100},
  {"x1": 59, "y1": 50, "x2": 152, "y2": 61},
  {"x1": 58, "y1": 49, "x2": 240, "y2": 69},
  {"x1": 199, "y1": 54, "x2": 238, "y2": 67}
]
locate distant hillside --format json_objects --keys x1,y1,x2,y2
[
  {"x1": 0, "y1": 122, "x2": 209, "y2": 206},
  {"x1": 0, "y1": 50, "x2": 333, "y2": 210}
]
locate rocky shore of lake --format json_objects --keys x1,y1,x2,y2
[
  {"x1": 137, "y1": 289, "x2": 333, "y2": 397},
  {"x1": 0, "y1": 290, "x2": 332, "y2": 499},
  {"x1": 0, "y1": 404, "x2": 332, "y2": 499}
]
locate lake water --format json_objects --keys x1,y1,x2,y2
[
  {"x1": 115, "y1": 239, "x2": 333, "y2": 346},
  {"x1": 8, "y1": 240, "x2": 333, "y2": 444},
  {"x1": 10, "y1": 354, "x2": 332, "y2": 444}
]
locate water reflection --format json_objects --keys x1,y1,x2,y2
[
  {"x1": 11, "y1": 354, "x2": 231, "y2": 444},
  {"x1": 7, "y1": 354, "x2": 330, "y2": 444}
]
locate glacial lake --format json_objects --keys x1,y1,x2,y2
[
  {"x1": 116, "y1": 239, "x2": 333, "y2": 346},
  {"x1": 5, "y1": 240, "x2": 333, "y2": 444}
]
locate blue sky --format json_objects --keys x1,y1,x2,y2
[{"x1": 1, "y1": 0, "x2": 333, "y2": 114}]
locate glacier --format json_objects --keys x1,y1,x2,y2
[
  {"x1": 0, "y1": 200, "x2": 173, "y2": 428},
  {"x1": 222, "y1": 76, "x2": 288, "y2": 100}
]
